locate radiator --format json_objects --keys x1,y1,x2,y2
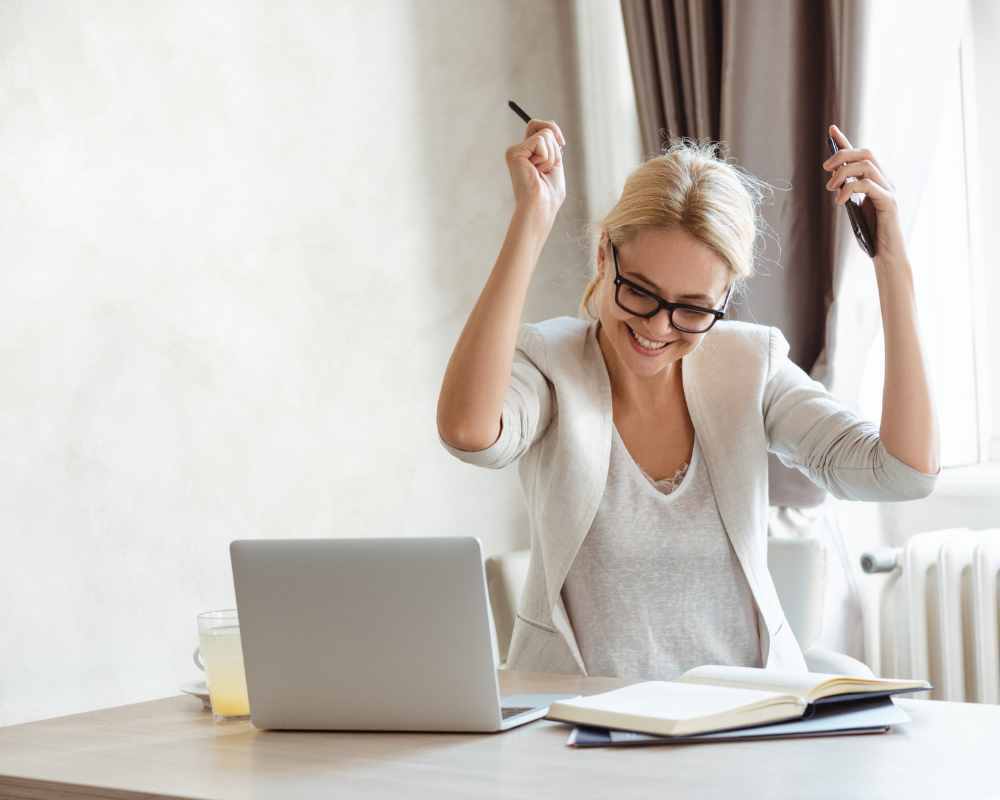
[{"x1": 862, "y1": 528, "x2": 1000, "y2": 702}]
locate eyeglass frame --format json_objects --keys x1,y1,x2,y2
[{"x1": 609, "y1": 240, "x2": 731, "y2": 334}]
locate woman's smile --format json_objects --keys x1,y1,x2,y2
[{"x1": 626, "y1": 324, "x2": 675, "y2": 355}]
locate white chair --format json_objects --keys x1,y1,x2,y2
[{"x1": 485, "y1": 538, "x2": 872, "y2": 677}]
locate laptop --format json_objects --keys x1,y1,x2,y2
[{"x1": 230, "y1": 536, "x2": 577, "y2": 731}]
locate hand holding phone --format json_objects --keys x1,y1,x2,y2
[{"x1": 826, "y1": 136, "x2": 877, "y2": 258}]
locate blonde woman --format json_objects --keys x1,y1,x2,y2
[{"x1": 437, "y1": 119, "x2": 938, "y2": 679}]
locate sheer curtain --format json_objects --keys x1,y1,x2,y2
[{"x1": 619, "y1": 0, "x2": 964, "y2": 661}]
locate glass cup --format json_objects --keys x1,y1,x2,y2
[{"x1": 194, "y1": 609, "x2": 250, "y2": 723}]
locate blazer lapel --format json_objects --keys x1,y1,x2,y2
[
  {"x1": 543, "y1": 322, "x2": 614, "y2": 611},
  {"x1": 682, "y1": 336, "x2": 784, "y2": 634}
]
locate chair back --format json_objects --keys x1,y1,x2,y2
[
  {"x1": 766, "y1": 537, "x2": 827, "y2": 650},
  {"x1": 484, "y1": 550, "x2": 530, "y2": 663}
]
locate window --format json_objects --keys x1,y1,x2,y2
[{"x1": 858, "y1": 2, "x2": 1000, "y2": 468}]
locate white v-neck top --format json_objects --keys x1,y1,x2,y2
[{"x1": 561, "y1": 426, "x2": 763, "y2": 681}]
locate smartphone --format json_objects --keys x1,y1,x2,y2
[{"x1": 826, "y1": 136, "x2": 876, "y2": 258}]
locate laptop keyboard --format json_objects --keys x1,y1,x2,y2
[{"x1": 501, "y1": 706, "x2": 536, "y2": 719}]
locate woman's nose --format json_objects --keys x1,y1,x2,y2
[{"x1": 645, "y1": 309, "x2": 676, "y2": 337}]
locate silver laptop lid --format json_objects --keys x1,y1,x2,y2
[{"x1": 230, "y1": 537, "x2": 502, "y2": 731}]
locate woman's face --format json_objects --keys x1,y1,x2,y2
[{"x1": 596, "y1": 228, "x2": 730, "y2": 380}]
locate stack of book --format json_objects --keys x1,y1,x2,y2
[{"x1": 545, "y1": 666, "x2": 930, "y2": 748}]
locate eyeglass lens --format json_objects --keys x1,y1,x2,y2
[{"x1": 616, "y1": 284, "x2": 718, "y2": 333}]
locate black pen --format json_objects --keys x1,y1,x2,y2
[
  {"x1": 508, "y1": 100, "x2": 565, "y2": 147},
  {"x1": 507, "y1": 100, "x2": 532, "y2": 125}
]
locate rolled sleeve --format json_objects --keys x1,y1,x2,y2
[
  {"x1": 438, "y1": 392, "x2": 527, "y2": 469},
  {"x1": 438, "y1": 324, "x2": 554, "y2": 470},
  {"x1": 868, "y1": 445, "x2": 939, "y2": 501}
]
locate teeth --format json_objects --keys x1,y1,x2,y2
[{"x1": 630, "y1": 327, "x2": 668, "y2": 350}]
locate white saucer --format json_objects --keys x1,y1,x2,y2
[{"x1": 181, "y1": 680, "x2": 212, "y2": 709}]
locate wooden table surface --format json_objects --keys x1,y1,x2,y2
[{"x1": 1, "y1": 670, "x2": 999, "y2": 800}]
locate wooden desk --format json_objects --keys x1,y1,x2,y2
[{"x1": 1, "y1": 670, "x2": 999, "y2": 800}]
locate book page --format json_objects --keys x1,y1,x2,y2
[
  {"x1": 678, "y1": 666, "x2": 835, "y2": 699},
  {"x1": 678, "y1": 665, "x2": 929, "y2": 701}
]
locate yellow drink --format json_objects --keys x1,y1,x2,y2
[{"x1": 198, "y1": 625, "x2": 250, "y2": 720}]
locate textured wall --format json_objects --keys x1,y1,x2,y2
[{"x1": 0, "y1": 1, "x2": 589, "y2": 725}]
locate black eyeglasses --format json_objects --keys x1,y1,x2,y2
[{"x1": 610, "y1": 241, "x2": 731, "y2": 334}]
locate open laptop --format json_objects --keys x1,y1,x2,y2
[{"x1": 230, "y1": 536, "x2": 576, "y2": 731}]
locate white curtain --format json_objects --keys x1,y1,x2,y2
[
  {"x1": 574, "y1": 0, "x2": 645, "y2": 224},
  {"x1": 821, "y1": 0, "x2": 966, "y2": 406}
]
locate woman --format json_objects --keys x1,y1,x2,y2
[{"x1": 437, "y1": 119, "x2": 938, "y2": 679}]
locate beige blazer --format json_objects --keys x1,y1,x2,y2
[{"x1": 442, "y1": 317, "x2": 936, "y2": 675}]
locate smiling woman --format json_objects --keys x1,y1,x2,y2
[
  {"x1": 436, "y1": 123, "x2": 940, "y2": 681},
  {"x1": 578, "y1": 142, "x2": 763, "y2": 487}
]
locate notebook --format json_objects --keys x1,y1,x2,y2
[
  {"x1": 565, "y1": 695, "x2": 910, "y2": 747},
  {"x1": 546, "y1": 665, "x2": 929, "y2": 737}
]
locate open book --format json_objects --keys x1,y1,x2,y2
[
  {"x1": 677, "y1": 665, "x2": 929, "y2": 705},
  {"x1": 566, "y1": 695, "x2": 912, "y2": 747},
  {"x1": 546, "y1": 666, "x2": 929, "y2": 738}
]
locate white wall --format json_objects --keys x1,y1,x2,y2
[
  {"x1": 0, "y1": 1, "x2": 594, "y2": 726},
  {"x1": 969, "y1": 0, "x2": 1000, "y2": 460}
]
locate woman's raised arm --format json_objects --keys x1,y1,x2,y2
[
  {"x1": 436, "y1": 120, "x2": 566, "y2": 452},
  {"x1": 823, "y1": 124, "x2": 940, "y2": 475}
]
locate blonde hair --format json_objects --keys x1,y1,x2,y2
[{"x1": 580, "y1": 139, "x2": 768, "y2": 319}]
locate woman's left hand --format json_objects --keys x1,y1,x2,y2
[
  {"x1": 822, "y1": 124, "x2": 906, "y2": 266},
  {"x1": 823, "y1": 125, "x2": 940, "y2": 476}
]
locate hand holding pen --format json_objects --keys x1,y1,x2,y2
[
  {"x1": 505, "y1": 101, "x2": 566, "y2": 224},
  {"x1": 435, "y1": 102, "x2": 568, "y2": 452}
]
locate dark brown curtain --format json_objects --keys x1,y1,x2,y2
[
  {"x1": 621, "y1": 0, "x2": 842, "y2": 377},
  {"x1": 621, "y1": 0, "x2": 724, "y2": 145}
]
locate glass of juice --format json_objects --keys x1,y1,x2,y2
[{"x1": 197, "y1": 609, "x2": 250, "y2": 723}]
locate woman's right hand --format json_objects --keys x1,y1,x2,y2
[
  {"x1": 437, "y1": 121, "x2": 565, "y2": 453},
  {"x1": 505, "y1": 120, "x2": 566, "y2": 225}
]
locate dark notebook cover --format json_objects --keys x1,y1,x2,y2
[{"x1": 566, "y1": 696, "x2": 909, "y2": 747}]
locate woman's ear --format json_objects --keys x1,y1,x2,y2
[{"x1": 596, "y1": 232, "x2": 608, "y2": 278}]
